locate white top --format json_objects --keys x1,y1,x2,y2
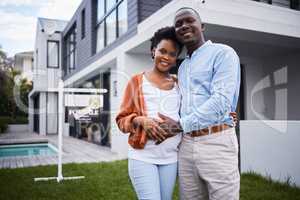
[{"x1": 128, "y1": 75, "x2": 182, "y2": 164}]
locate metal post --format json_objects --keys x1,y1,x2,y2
[{"x1": 57, "y1": 80, "x2": 64, "y2": 182}]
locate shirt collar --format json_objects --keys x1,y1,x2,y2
[{"x1": 186, "y1": 40, "x2": 212, "y2": 58}]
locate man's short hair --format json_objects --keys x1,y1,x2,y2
[{"x1": 175, "y1": 7, "x2": 202, "y2": 22}]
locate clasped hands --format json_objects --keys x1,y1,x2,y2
[
  {"x1": 132, "y1": 113, "x2": 182, "y2": 145},
  {"x1": 133, "y1": 112, "x2": 238, "y2": 145}
]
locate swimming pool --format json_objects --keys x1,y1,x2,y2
[{"x1": 0, "y1": 143, "x2": 58, "y2": 158}]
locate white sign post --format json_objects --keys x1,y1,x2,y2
[{"x1": 34, "y1": 80, "x2": 107, "y2": 182}]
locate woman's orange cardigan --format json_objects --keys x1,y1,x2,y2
[{"x1": 115, "y1": 73, "x2": 148, "y2": 149}]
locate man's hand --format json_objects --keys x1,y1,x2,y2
[
  {"x1": 153, "y1": 113, "x2": 182, "y2": 145},
  {"x1": 157, "y1": 113, "x2": 182, "y2": 134}
]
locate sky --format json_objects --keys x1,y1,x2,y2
[{"x1": 0, "y1": 0, "x2": 82, "y2": 57}]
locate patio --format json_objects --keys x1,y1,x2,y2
[{"x1": 0, "y1": 131, "x2": 120, "y2": 169}]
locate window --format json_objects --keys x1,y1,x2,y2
[
  {"x1": 106, "y1": 0, "x2": 115, "y2": 13},
  {"x1": 81, "y1": 9, "x2": 86, "y2": 39},
  {"x1": 35, "y1": 49, "x2": 38, "y2": 70},
  {"x1": 117, "y1": 0, "x2": 127, "y2": 36},
  {"x1": 47, "y1": 41, "x2": 59, "y2": 68},
  {"x1": 253, "y1": 0, "x2": 300, "y2": 10},
  {"x1": 31, "y1": 58, "x2": 34, "y2": 71},
  {"x1": 96, "y1": 0, "x2": 128, "y2": 53},
  {"x1": 291, "y1": 0, "x2": 300, "y2": 10},
  {"x1": 96, "y1": 22, "x2": 105, "y2": 52},
  {"x1": 64, "y1": 24, "x2": 77, "y2": 75},
  {"x1": 106, "y1": 10, "x2": 117, "y2": 45},
  {"x1": 97, "y1": 0, "x2": 105, "y2": 22}
]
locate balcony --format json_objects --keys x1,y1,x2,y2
[{"x1": 252, "y1": 0, "x2": 300, "y2": 10}]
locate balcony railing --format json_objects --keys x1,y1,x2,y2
[{"x1": 253, "y1": 0, "x2": 300, "y2": 10}]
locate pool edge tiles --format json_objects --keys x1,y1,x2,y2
[{"x1": 0, "y1": 143, "x2": 58, "y2": 158}]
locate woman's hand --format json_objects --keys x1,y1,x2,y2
[
  {"x1": 133, "y1": 116, "x2": 167, "y2": 142},
  {"x1": 229, "y1": 112, "x2": 238, "y2": 126}
]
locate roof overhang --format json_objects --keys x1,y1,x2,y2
[{"x1": 64, "y1": 0, "x2": 300, "y2": 86}]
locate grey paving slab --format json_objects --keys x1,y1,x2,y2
[{"x1": 0, "y1": 131, "x2": 120, "y2": 169}]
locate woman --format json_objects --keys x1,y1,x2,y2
[{"x1": 116, "y1": 27, "x2": 183, "y2": 200}]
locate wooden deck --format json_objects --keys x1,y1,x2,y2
[{"x1": 0, "y1": 131, "x2": 120, "y2": 169}]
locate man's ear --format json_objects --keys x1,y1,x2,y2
[{"x1": 201, "y1": 23, "x2": 205, "y2": 31}]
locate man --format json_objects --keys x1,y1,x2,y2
[{"x1": 158, "y1": 7, "x2": 241, "y2": 200}]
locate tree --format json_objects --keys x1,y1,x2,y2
[
  {"x1": 0, "y1": 45, "x2": 6, "y2": 58},
  {"x1": 0, "y1": 45, "x2": 7, "y2": 69},
  {"x1": 0, "y1": 45, "x2": 10, "y2": 116},
  {"x1": 0, "y1": 45, "x2": 13, "y2": 71},
  {"x1": 17, "y1": 76, "x2": 33, "y2": 116},
  {"x1": 0, "y1": 69, "x2": 9, "y2": 116},
  {"x1": 0, "y1": 45, "x2": 32, "y2": 118}
]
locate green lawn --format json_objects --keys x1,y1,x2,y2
[{"x1": 0, "y1": 160, "x2": 299, "y2": 200}]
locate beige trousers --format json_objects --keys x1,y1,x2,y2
[{"x1": 178, "y1": 128, "x2": 240, "y2": 200}]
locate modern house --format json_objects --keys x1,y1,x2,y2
[
  {"x1": 28, "y1": 18, "x2": 68, "y2": 136},
  {"x1": 13, "y1": 51, "x2": 34, "y2": 81},
  {"x1": 28, "y1": 0, "x2": 300, "y2": 186}
]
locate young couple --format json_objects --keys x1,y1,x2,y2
[{"x1": 116, "y1": 7, "x2": 240, "y2": 200}]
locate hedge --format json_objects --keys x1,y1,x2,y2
[{"x1": 0, "y1": 116, "x2": 28, "y2": 133}]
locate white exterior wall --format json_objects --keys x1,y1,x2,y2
[
  {"x1": 33, "y1": 23, "x2": 62, "y2": 92},
  {"x1": 63, "y1": 123, "x2": 69, "y2": 137},
  {"x1": 39, "y1": 92, "x2": 47, "y2": 136},
  {"x1": 14, "y1": 52, "x2": 33, "y2": 80},
  {"x1": 28, "y1": 97, "x2": 34, "y2": 133},
  {"x1": 33, "y1": 25, "x2": 47, "y2": 90},
  {"x1": 263, "y1": 53, "x2": 300, "y2": 120},
  {"x1": 240, "y1": 120, "x2": 300, "y2": 187},
  {"x1": 23, "y1": 58, "x2": 32, "y2": 73},
  {"x1": 46, "y1": 92, "x2": 58, "y2": 134},
  {"x1": 241, "y1": 56, "x2": 265, "y2": 120},
  {"x1": 7, "y1": 125, "x2": 28, "y2": 133},
  {"x1": 110, "y1": 53, "x2": 153, "y2": 158},
  {"x1": 22, "y1": 57, "x2": 33, "y2": 80},
  {"x1": 242, "y1": 52, "x2": 300, "y2": 120},
  {"x1": 240, "y1": 51, "x2": 300, "y2": 186}
]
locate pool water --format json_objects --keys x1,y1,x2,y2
[{"x1": 0, "y1": 143, "x2": 57, "y2": 158}]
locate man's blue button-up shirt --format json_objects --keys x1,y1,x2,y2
[{"x1": 178, "y1": 40, "x2": 240, "y2": 133}]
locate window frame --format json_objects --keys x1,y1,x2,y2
[
  {"x1": 95, "y1": 0, "x2": 127, "y2": 53},
  {"x1": 116, "y1": 0, "x2": 127, "y2": 38},
  {"x1": 81, "y1": 8, "x2": 86, "y2": 39},
  {"x1": 63, "y1": 24, "x2": 77, "y2": 74},
  {"x1": 105, "y1": 9, "x2": 117, "y2": 46},
  {"x1": 47, "y1": 40, "x2": 59, "y2": 68}
]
